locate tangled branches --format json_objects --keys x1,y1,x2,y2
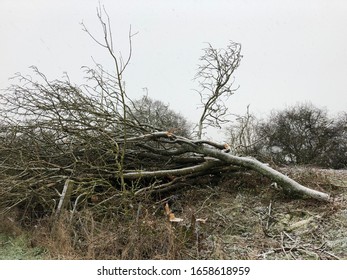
[{"x1": 0, "y1": 8, "x2": 332, "y2": 224}]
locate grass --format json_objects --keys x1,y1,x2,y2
[
  {"x1": 0, "y1": 166, "x2": 346, "y2": 260},
  {"x1": 0, "y1": 234, "x2": 46, "y2": 260}
]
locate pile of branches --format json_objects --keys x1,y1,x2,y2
[
  {"x1": 0, "y1": 68, "x2": 331, "y2": 218},
  {"x1": 0, "y1": 8, "x2": 332, "y2": 221}
]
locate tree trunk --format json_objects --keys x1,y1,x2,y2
[{"x1": 184, "y1": 144, "x2": 331, "y2": 202}]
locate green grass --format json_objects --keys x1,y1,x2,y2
[{"x1": 0, "y1": 233, "x2": 47, "y2": 260}]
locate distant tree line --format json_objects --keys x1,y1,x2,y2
[{"x1": 226, "y1": 103, "x2": 347, "y2": 169}]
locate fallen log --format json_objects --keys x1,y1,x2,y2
[
  {"x1": 122, "y1": 132, "x2": 332, "y2": 202},
  {"x1": 185, "y1": 144, "x2": 332, "y2": 202}
]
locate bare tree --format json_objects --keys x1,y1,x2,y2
[
  {"x1": 195, "y1": 42, "x2": 242, "y2": 139},
  {"x1": 128, "y1": 95, "x2": 192, "y2": 137},
  {"x1": 81, "y1": 5, "x2": 138, "y2": 190},
  {"x1": 226, "y1": 105, "x2": 263, "y2": 156}
]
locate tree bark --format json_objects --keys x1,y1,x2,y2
[
  {"x1": 122, "y1": 159, "x2": 225, "y2": 179},
  {"x1": 184, "y1": 144, "x2": 332, "y2": 202},
  {"x1": 125, "y1": 132, "x2": 332, "y2": 202}
]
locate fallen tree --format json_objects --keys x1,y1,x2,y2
[
  {"x1": 114, "y1": 132, "x2": 331, "y2": 202},
  {"x1": 0, "y1": 7, "x2": 332, "y2": 221}
]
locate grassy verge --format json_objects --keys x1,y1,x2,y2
[
  {"x1": 0, "y1": 233, "x2": 46, "y2": 260},
  {"x1": 1, "y1": 167, "x2": 346, "y2": 260}
]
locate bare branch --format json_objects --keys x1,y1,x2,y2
[{"x1": 195, "y1": 42, "x2": 242, "y2": 139}]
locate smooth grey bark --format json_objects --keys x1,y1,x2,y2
[
  {"x1": 123, "y1": 159, "x2": 225, "y2": 179},
  {"x1": 114, "y1": 131, "x2": 332, "y2": 202},
  {"x1": 184, "y1": 144, "x2": 331, "y2": 202}
]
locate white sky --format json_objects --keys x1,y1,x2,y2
[{"x1": 1, "y1": 0, "x2": 347, "y2": 140}]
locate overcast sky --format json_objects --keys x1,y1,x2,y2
[{"x1": 1, "y1": 0, "x2": 346, "y2": 140}]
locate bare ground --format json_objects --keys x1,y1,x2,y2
[
  {"x1": 1, "y1": 167, "x2": 346, "y2": 260},
  {"x1": 172, "y1": 167, "x2": 347, "y2": 259}
]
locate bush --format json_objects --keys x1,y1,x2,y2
[
  {"x1": 257, "y1": 103, "x2": 347, "y2": 168},
  {"x1": 315, "y1": 112, "x2": 347, "y2": 169}
]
